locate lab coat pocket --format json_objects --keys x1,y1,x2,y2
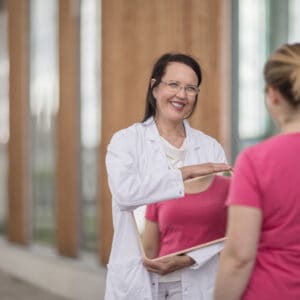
[{"x1": 106, "y1": 259, "x2": 152, "y2": 300}]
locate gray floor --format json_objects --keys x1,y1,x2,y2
[{"x1": 0, "y1": 270, "x2": 69, "y2": 300}]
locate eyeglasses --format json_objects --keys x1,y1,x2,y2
[{"x1": 160, "y1": 80, "x2": 199, "y2": 96}]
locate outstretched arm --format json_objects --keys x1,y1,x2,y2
[{"x1": 180, "y1": 163, "x2": 231, "y2": 181}]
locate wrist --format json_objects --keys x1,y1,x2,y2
[
  {"x1": 180, "y1": 166, "x2": 192, "y2": 180},
  {"x1": 181, "y1": 254, "x2": 195, "y2": 267}
]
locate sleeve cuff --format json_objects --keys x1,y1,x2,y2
[{"x1": 186, "y1": 241, "x2": 225, "y2": 269}]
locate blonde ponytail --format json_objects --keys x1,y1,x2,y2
[{"x1": 264, "y1": 43, "x2": 300, "y2": 106}]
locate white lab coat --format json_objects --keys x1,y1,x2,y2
[{"x1": 105, "y1": 117, "x2": 227, "y2": 300}]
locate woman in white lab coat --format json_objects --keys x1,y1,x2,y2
[{"x1": 105, "y1": 53, "x2": 231, "y2": 300}]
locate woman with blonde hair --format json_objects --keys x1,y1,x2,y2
[{"x1": 214, "y1": 43, "x2": 300, "y2": 299}]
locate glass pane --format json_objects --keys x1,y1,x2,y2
[
  {"x1": 238, "y1": 0, "x2": 268, "y2": 143},
  {"x1": 289, "y1": 0, "x2": 300, "y2": 42},
  {"x1": 29, "y1": 0, "x2": 58, "y2": 245},
  {"x1": 80, "y1": 0, "x2": 101, "y2": 252},
  {"x1": 233, "y1": 0, "x2": 299, "y2": 160},
  {"x1": 0, "y1": 0, "x2": 9, "y2": 234}
]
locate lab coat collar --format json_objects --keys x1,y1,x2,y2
[
  {"x1": 142, "y1": 117, "x2": 201, "y2": 150},
  {"x1": 142, "y1": 117, "x2": 159, "y2": 141}
]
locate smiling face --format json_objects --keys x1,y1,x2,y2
[{"x1": 153, "y1": 62, "x2": 199, "y2": 124}]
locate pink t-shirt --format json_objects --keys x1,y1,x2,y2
[
  {"x1": 145, "y1": 175, "x2": 230, "y2": 257},
  {"x1": 227, "y1": 133, "x2": 300, "y2": 300}
]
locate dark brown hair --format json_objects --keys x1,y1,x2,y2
[{"x1": 142, "y1": 53, "x2": 202, "y2": 122}]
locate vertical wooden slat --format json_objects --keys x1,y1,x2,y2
[
  {"x1": 219, "y1": 0, "x2": 232, "y2": 159},
  {"x1": 100, "y1": 0, "x2": 231, "y2": 264},
  {"x1": 7, "y1": 0, "x2": 30, "y2": 244},
  {"x1": 56, "y1": 0, "x2": 80, "y2": 257}
]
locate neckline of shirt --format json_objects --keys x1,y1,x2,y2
[{"x1": 160, "y1": 136, "x2": 186, "y2": 169}]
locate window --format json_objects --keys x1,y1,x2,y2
[
  {"x1": 80, "y1": 0, "x2": 101, "y2": 251},
  {"x1": 238, "y1": 0, "x2": 269, "y2": 146},
  {"x1": 232, "y1": 0, "x2": 300, "y2": 160},
  {"x1": 289, "y1": 0, "x2": 300, "y2": 43},
  {"x1": 29, "y1": 0, "x2": 58, "y2": 245}
]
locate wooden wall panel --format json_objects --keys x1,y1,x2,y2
[
  {"x1": 56, "y1": 0, "x2": 80, "y2": 257},
  {"x1": 7, "y1": 0, "x2": 30, "y2": 244},
  {"x1": 100, "y1": 0, "x2": 231, "y2": 263}
]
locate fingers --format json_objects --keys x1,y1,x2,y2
[
  {"x1": 198, "y1": 163, "x2": 232, "y2": 175},
  {"x1": 143, "y1": 255, "x2": 192, "y2": 275},
  {"x1": 143, "y1": 258, "x2": 169, "y2": 275}
]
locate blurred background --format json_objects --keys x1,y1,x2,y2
[{"x1": 0, "y1": 0, "x2": 299, "y2": 299}]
